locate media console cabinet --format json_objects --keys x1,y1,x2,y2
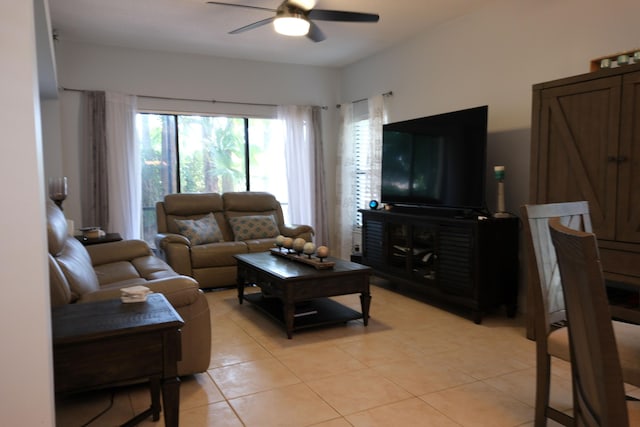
[{"x1": 360, "y1": 209, "x2": 519, "y2": 323}]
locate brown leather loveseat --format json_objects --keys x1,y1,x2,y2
[
  {"x1": 155, "y1": 191, "x2": 314, "y2": 289},
  {"x1": 46, "y1": 199, "x2": 211, "y2": 376}
]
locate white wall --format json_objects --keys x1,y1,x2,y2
[
  {"x1": 51, "y1": 42, "x2": 341, "y2": 236},
  {"x1": 340, "y1": 0, "x2": 640, "y2": 216},
  {"x1": 0, "y1": 0, "x2": 56, "y2": 425}
]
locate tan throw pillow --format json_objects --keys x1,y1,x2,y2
[
  {"x1": 228, "y1": 215, "x2": 279, "y2": 241},
  {"x1": 175, "y1": 212, "x2": 223, "y2": 245}
]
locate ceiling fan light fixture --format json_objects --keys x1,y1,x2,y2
[{"x1": 273, "y1": 13, "x2": 310, "y2": 36}]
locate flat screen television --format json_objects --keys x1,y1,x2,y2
[{"x1": 381, "y1": 105, "x2": 488, "y2": 213}]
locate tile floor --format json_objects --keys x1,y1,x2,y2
[{"x1": 56, "y1": 280, "x2": 589, "y2": 426}]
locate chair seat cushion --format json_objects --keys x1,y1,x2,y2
[
  {"x1": 628, "y1": 401, "x2": 640, "y2": 423},
  {"x1": 612, "y1": 320, "x2": 640, "y2": 387},
  {"x1": 547, "y1": 326, "x2": 570, "y2": 361},
  {"x1": 548, "y1": 321, "x2": 640, "y2": 387}
]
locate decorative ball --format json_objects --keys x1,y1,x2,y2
[
  {"x1": 316, "y1": 245, "x2": 329, "y2": 258},
  {"x1": 303, "y1": 242, "x2": 316, "y2": 255},
  {"x1": 275, "y1": 235, "x2": 286, "y2": 247},
  {"x1": 282, "y1": 237, "x2": 294, "y2": 249},
  {"x1": 293, "y1": 238, "x2": 306, "y2": 252}
]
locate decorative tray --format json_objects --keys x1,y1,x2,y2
[{"x1": 269, "y1": 248, "x2": 335, "y2": 270}]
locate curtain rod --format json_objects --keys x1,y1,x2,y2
[
  {"x1": 336, "y1": 91, "x2": 393, "y2": 108},
  {"x1": 59, "y1": 87, "x2": 328, "y2": 110}
]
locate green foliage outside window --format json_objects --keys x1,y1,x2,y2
[{"x1": 137, "y1": 113, "x2": 287, "y2": 247}]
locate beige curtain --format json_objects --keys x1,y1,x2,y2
[
  {"x1": 311, "y1": 106, "x2": 329, "y2": 246},
  {"x1": 81, "y1": 91, "x2": 108, "y2": 229},
  {"x1": 81, "y1": 91, "x2": 140, "y2": 238},
  {"x1": 277, "y1": 105, "x2": 328, "y2": 245}
]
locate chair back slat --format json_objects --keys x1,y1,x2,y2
[
  {"x1": 549, "y1": 217, "x2": 629, "y2": 426},
  {"x1": 521, "y1": 201, "x2": 592, "y2": 334}
]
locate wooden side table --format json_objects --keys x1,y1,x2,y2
[
  {"x1": 75, "y1": 232, "x2": 123, "y2": 246},
  {"x1": 52, "y1": 293, "x2": 184, "y2": 427}
]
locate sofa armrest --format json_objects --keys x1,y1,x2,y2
[
  {"x1": 155, "y1": 232, "x2": 190, "y2": 250},
  {"x1": 280, "y1": 224, "x2": 315, "y2": 241},
  {"x1": 155, "y1": 233, "x2": 193, "y2": 277},
  {"x1": 78, "y1": 275, "x2": 201, "y2": 309},
  {"x1": 86, "y1": 239, "x2": 153, "y2": 266}
]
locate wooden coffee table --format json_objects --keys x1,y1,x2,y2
[
  {"x1": 52, "y1": 293, "x2": 184, "y2": 427},
  {"x1": 235, "y1": 252, "x2": 372, "y2": 338}
]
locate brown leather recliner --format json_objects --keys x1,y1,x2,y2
[
  {"x1": 155, "y1": 192, "x2": 314, "y2": 289},
  {"x1": 46, "y1": 199, "x2": 211, "y2": 376}
]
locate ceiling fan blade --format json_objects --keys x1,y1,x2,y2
[
  {"x1": 206, "y1": 2, "x2": 276, "y2": 13},
  {"x1": 308, "y1": 9, "x2": 379, "y2": 23},
  {"x1": 306, "y1": 21, "x2": 326, "y2": 42},
  {"x1": 229, "y1": 17, "x2": 275, "y2": 34}
]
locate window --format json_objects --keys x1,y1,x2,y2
[
  {"x1": 136, "y1": 113, "x2": 287, "y2": 247},
  {"x1": 354, "y1": 117, "x2": 371, "y2": 227}
]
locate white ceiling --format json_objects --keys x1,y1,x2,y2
[{"x1": 49, "y1": 0, "x2": 494, "y2": 68}]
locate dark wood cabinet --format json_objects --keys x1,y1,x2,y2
[
  {"x1": 531, "y1": 63, "x2": 640, "y2": 289},
  {"x1": 360, "y1": 209, "x2": 519, "y2": 323}
]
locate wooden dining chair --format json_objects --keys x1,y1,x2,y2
[
  {"x1": 549, "y1": 218, "x2": 640, "y2": 426},
  {"x1": 521, "y1": 202, "x2": 640, "y2": 426}
]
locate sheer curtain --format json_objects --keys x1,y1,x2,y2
[
  {"x1": 367, "y1": 94, "x2": 386, "y2": 205},
  {"x1": 81, "y1": 91, "x2": 140, "y2": 239},
  {"x1": 335, "y1": 102, "x2": 355, "y2": 259},
  {"x1": 277, "y1": 105, "x2": 328, "y2": 244},
  {"x1": 335, "y1": 94, "x2": 387, "y2": 260},
  {"x1": 106, "y1": 92, "x2": 140, "y2": 239},
  {"x1": 311, "y1": 107, "x2": 329, "y2": 245}
]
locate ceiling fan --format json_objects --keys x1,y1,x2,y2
[{"x1": 206, "y1": 0, "x2": 379, "y2": 42}]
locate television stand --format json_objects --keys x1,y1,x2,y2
[
  {"x1": 385, "y1": 205, "x2": 488, "y2": 219},
  {"x1": 360, "y1": 209, "x2": 518, "y2": 323}
]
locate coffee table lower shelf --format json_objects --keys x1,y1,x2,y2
[{"x1": 244, "y1": 293, "x2": 363, "y2": 335}]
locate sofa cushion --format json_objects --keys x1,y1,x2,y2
[
  {"x1": 175, "y1": 213, "x2": 223, "y2": 245},
  {"x1": 94, "y1": 261, "x2": 143, "y2": 286},
  {"x1": 228, "y1": 215, "x2": 279, "y2": 241},
  {"x1": 47, "y1": 199, "x2": 70, "y2": 256},
  {"x1": 132, "y1": 256, "x2": 182, "y2": 281},
  {"x1": 49, "y1": 254, "x2": 72, "y2": 306},
  {"x1": 56, "y1": 238, "x2": 101, "y2": 300},
  {"x1": 164, "y1": 193, "x2": 224, "y2": 216},
  {"x1": 190, "y1": 241, "x2": 248, "y2": 268},
  {"x1": 245, "y1": 238, "x2": 279, "y2": 253},
  {"x1": 223, "y1": 191, "x2": 279, "y2": 212}
]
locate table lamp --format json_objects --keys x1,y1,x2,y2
[{"x1": 49, "y1": 177, "x2": 68, "y2": 210}]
